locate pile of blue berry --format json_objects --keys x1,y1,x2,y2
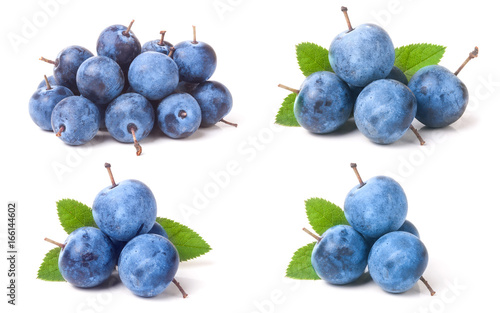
[
  {"x1": 30, "y1": 21, "x2": 236, "y2": 155},
  {"x1": 45, "y1": 163, "x2": 187, "y2": 298},
  {"x1": 279, "y1": 7, "x2": 478, "y2": 145},
  {"x1": 305, "y1": 164, "x2": 435, "y2": 295}
]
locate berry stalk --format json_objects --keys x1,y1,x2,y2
[
  {"x1": 278, "y1": 84, "x2": 299, "y2": 94},
  {"x1": 409, "y1": 124, "x2": 425, "y2": 145},
  {"x1": 104, "y1": 163, "x2": 117, "y2": 188},
  {"x1": 220, "y1": 119, "x2": 238, "y2": 127},
  {"x1": 420, "y1": 276, "x2": 436, "y2": 296},
  {"x1": 123, "y1": 20, "x2": 135, "y2": 36},
  {"x1": 302, "y1": 227, "x2": 321, "y2": 241},
  {"x1": 172, "y1": 278, "x2": 188, "y2": 298},
  {"x1": 55, "y1": 125, "x2": 65, "y2": 137},
  {"x1": 192, "y1": 25, "x2": 198, "y2": 44},
  {"x1": 129, "y1": 125, "x2": 142, "y2": 156},
  {"x1": 341, "y1": 7, "x2": 354, "y2": 32},
  {"x1": 159, "y1": 30, "x2": 166, "y2": 46},
  {"x1": 350, "y1": 163, "x2": 366, "y2": 187},
  {"x1": 44, "y1": 238, "x2": 65, "y2": 249},
  {"x1": 44, "y1": 75, "x2": 52, "y2": 90},
  {"x1": 454, "y1": 47, "x2": 479, "y2": 76}
]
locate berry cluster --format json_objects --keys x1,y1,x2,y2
[
  {"x1": 45, "y1": 164, "x2": 187, "y2": 298},
  {"x1": 30, "y1": 21, "x2": 235, "y2": 155},
  {"x1": 279, "y1": 7, "x2": 477, "y2": 145},
  {"x1": 306, "y1": 164, "x2": 434, "y2": 295}
]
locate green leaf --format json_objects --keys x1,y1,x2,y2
[
  {"x1": 296, "y1": 42, "x2": 333, "y2": 76},
  {"x1": 156, "y1": 217, "x2": 211, "y2": 262},
  {"x1": 37, "y1": 248, "x2": 65, "y2": 282},
  {"x1": 306, "y1": 198, "x2": 349, "y2": 236},
  {"x1": 275, "y1": 93, "x2": 300, "y2": 127},
  {"x1": 394, "y1": 43, "x2": 446, "y2": 80},
  {"x1": 57, "y1": 199, "x2": 97, "y2": 234},
  {"x1": 286, "y1": 242, "x2": 320, "y2": 280}
]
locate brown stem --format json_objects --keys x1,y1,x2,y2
[
  {"x1": 172, "y1": 278, "x2": 188, "y2": 298},
  {"x1": 129, "y1": 125, "x2": 142, "y2": 156},
  {"x1": 44, "y1": 238, "x2": 65, "y2": 249},
  {"x1": 39, "y1": 57, "x2": 56, "y2": 65},
  {"x1": 409, "y1": 124, "x2": 425, "y2": 145},
  {"x1": 168, "y1": 47, "x2": 175, "y2": 58},
  {"x1": 159, "y1": 30, "x2": 166, "y2": 46},
  {"x1": 277, "y1": 84, "x2": 299, "y2": 94},
  {"x1": 341, "y1": 6, "x2": 353, "y2": 32},
  {"x1": 420, "y1": 276, "x2": 436, "y2": 296},
  {"x1": 104, "y1": 163, "x2": 117, "y2": 188},
  {"x1": 454, "y1": 46, "x2": 479, "y2": 76},
  {"x1": 44, "y1": 75, "x2": 52, "y2": 90},
  {"x1": 55, "y1": 125, "x2": 65, "y2": 137},
  {"x1": 178, "y1": 110, "x2": 188, "y2": 119},
  {"x1": 302, "y1": 227, "x2": 321, "y2": 241},
  {"x1": 192, "y1": 25, "x2": 198, "y2": 44},
  {"x1": 350, "y1": 163, "x2": 365, "y2": 187},
  {"x1": 123, "y1": 20, "x2": 135, "y2": 36},
  {"x1": 220, "y1": 119, "x2": 238, "y2": 127}
]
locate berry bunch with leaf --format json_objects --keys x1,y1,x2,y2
[
  {"x1": 277, "y1": 6, "x2": 478, "y2": 145},
  {"x1": 287, "y1": 163, "x2": 435, "y2": 295},
  {"x1": 38, "y1": 163, "x2": 211, "y2": 298}
]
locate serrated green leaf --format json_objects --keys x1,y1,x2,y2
[
  {"x1": 37, "y1": 248, "x2": 65, "y2": 282},
  {"x1": 306, "y1": 198, "x2": 349, "y2": 236},
  {"x1": 286, "y1": 242, "x2": 320, "y2": 280},
  {"x1": 57, "y1": 199, "x2": 97, "y2": 234},
  {"x1": 394, "y1": 43, "x2": 446, "y2": 80},
  {"x1": 296, "y1": 42, "x2": 333, "y2": 76},
  {"x1": 275, "y1": 93, "x2": 300, "y2": 127},
  {"x1": 156, "y1": 217, "x2": 211, "y2": 262}
]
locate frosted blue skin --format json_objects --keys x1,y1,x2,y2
[
  {"x1": 37, "y1": 75, "x2": 58, "y2": 89},
  {"x1": 157, "y1": 93, "x2": 202, "y2": 139},
  {"x1": 397, "y1": 220, "x2": 420, "y2": 238},
  {"x1": 118, "y1": 234, "x2": 179, "y2": 297},
  {"x1": 345, "y1": 176, "x2": 408, "y2": 238},
  {"x1": 408, "y1": 65, "x2": 468, "y2": 128},
  {"x1": 329, "y1": 24, "x2": 395, "y2": 87},
  {"x1": 294, "y1": 71, "x2": 353, "y2": 133},
  {"x1": 368, "y1": 231, "x2": 428, "y2": 293},
  {"x1": 105, "y1": 93, "x2": 155, "y2": 143},
  {"x1": 191, "y1": 81, "x2": 232, "y2": 127},
  {"x1": 386, "y1": 66, "x2": 408, "y2": 85},
  {"x1": 148, "y1": 222, "x2": 168, "y2": 238},
  {"x1": 128, "y1": 51, "x2": 179, "y2": 100},
  {"x1": 311, "y1": 225, "x2": 369, "y2": 285},
  {"x1": 109, "y1": 223, "x2": 167, "y2": 265},
  {"x1": 52, "y1": 45, "x2": 94, "y2": 94},
  {"x1": 58, "y1": 227, "x2": 115, "y2": 288},
  {"x1": 142, "y1": 39, "x2": 173, "y2": 55},
  {"x1": 51, "y1": 96, "x2": 100, "y2": 145},
  {"x1": 354, "y1": 79, "x2": 417, "y2": 144},
  {"x1": 364, "y1": 219, "x2": 419, "y2": 249},
  {"x1": 92, "y1": 179, "x2": 157, "y2": 242},
  {"x1": 29, "y1": 85, "x2": 73, "y2": 130},
  {"x1": 76, "y1": 56, "x2": 124, "y2": 105},
  {"x1": 97, "y1": 24, "x2": 141, "y2": 71},
  {"x1": 173, "y1": 40, "x2": 216, "y2": 83}
]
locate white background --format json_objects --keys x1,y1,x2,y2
[{"x1": 1, "y1": 0, "x2": 499, "y2": 312}]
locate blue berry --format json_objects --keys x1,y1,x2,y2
[
  {"x1": 51, "y1": 96, "x2": 100, "y2": 145},
  {"x1": 157, "y1": 93, "x2": 202, "y2": 139},
  {"x1": 118, "y1": 234, "x2": 179, "y2": 297},
  {"x1": 57, "y1": 227, "x2": 115, "y2": 288}
]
